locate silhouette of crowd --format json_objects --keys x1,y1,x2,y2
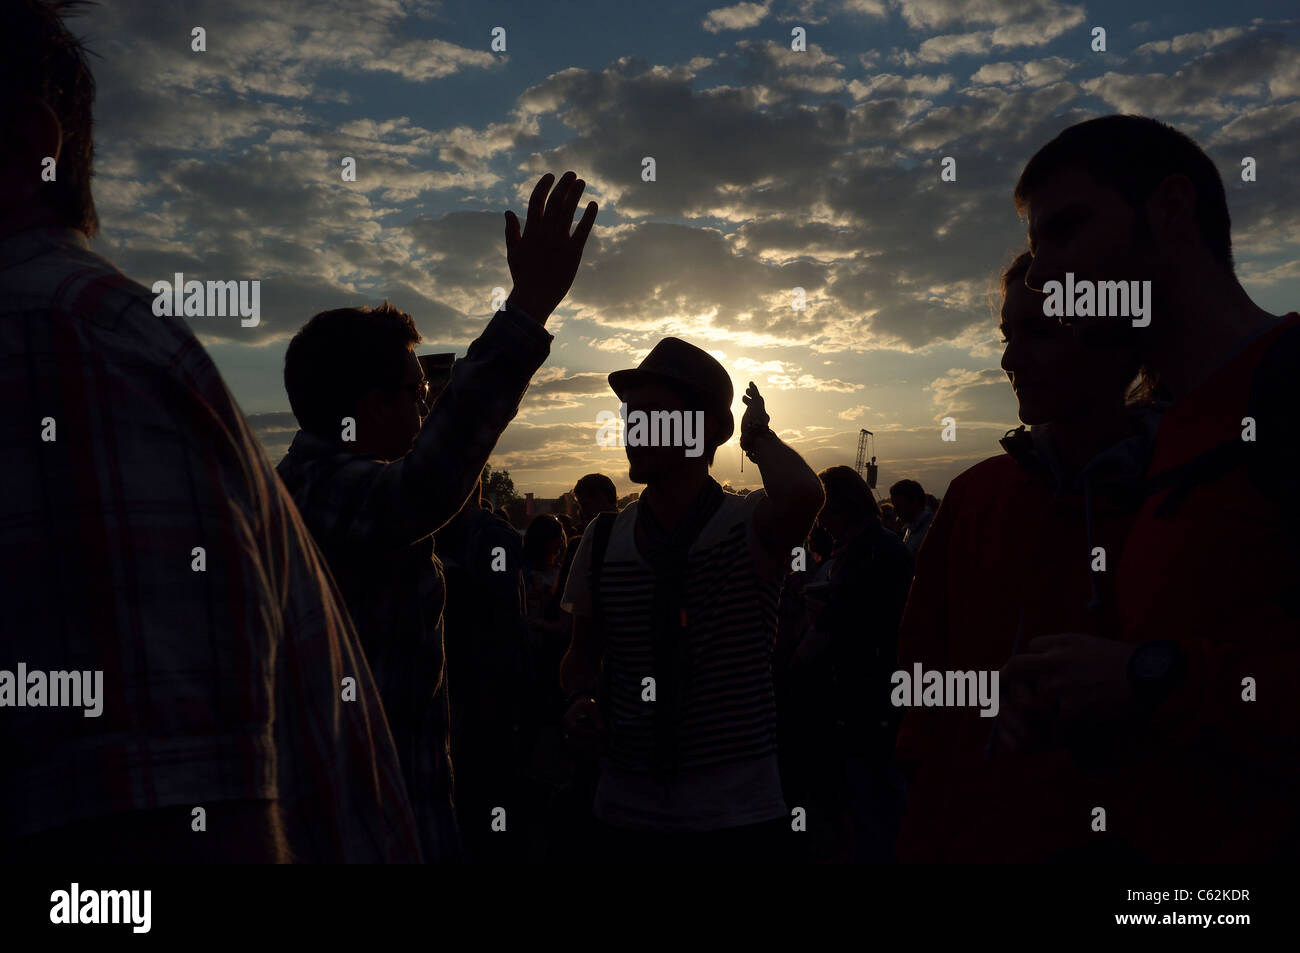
[{"x1": 2, "y1": 0, "x2": 1296, "y2": 864}]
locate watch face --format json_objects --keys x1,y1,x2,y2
[{"x1": 1134, "y1": 643, "x2": 1173, "y2": 680}]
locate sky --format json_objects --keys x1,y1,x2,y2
[{"x1": 84, "y1": 0, "x2": 1300, "y2": 498}]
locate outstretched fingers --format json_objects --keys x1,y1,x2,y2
[
  {"x1": 559, "y1": 178, "x2": 586, "y2": 237},
  {"x1": 543, "y1": 171, "x2": 578, "y2": 235},
  {"x1": 504, "y1": 210, "x2": 522, "y2": 253},
  {"x1": 571, "y1": 200, "x2": 598, "y2": 252},
  {"x1": 523, "y1": 173, "x2": 555, "y2": 238}
]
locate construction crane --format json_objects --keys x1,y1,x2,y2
[{"x1": 854, "y1": 428, "x2": 878, "y2": 489}]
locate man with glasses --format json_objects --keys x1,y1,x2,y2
[{"x1": 279, "y1": 171, "x2": 598, "y2": 861}]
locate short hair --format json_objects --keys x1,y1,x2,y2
[
  {"x1": 573, "y1": 473, "x2": 618, "y2": 508},
  {"x1": 284, "y1": 302, "x2": 420, "y2": 439},
  {"x1": 1014, "y1": 114, "x2": 1232, "y2": 272},
  {"x1": 1002, "y1": 250, "x2": 1033, "y2": 298},
  {"x1": 1, "y1": 1, "x2": 99, "y2": 235},
  {"x1": 890, "y1": 479, "x2": 925, "y2": 504},
  {"x1": 820, "y1": 465, "x2": 880, "y2": 522}
]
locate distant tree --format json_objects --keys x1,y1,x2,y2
[
  {"x1": 616, "y1": 491, "x2": 639, "y2": 509},
  {"x1": 482, "y1": 464, "x2": 519, "y2": 506}
]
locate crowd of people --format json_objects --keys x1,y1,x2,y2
[{"x1": 3, "y1": 1, "x2": 1297, "y2": 863}]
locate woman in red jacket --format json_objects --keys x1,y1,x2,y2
[{"x1": 893, "y1": 251, "x2": 1162, "y2": 862}]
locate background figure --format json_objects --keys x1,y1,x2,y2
[
  {"x1": 435, "y1": 480, "x2": 531, "y2": 863},
  {"x1": 536, "y1": 473, "x2": 623, "y2": 859},
  {"x1": 523, "y1": 514, "x2": 571, "y2": 648},
  {"x1": 782, "y1": 466, "x2": 912, "y2": 862},
  {"x1": 889, "y1": 479, "x2": 934, "y2": 558},
  {"x1": 519, "y1": 512, "x2": 575, "y2": 851},
  {"x1": 573, "y1": 473, "x2": 620, "y2": 528},
  {"x1": 878, "y1": 502, "x2": 903, "y2": 539},
  {"x1": 556, "y1": 513, "x2": 576, "y2": 541}
]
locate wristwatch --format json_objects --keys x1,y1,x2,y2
[{"x1": 1126, "y1": 639, "x2": 1187, "y2": 712}]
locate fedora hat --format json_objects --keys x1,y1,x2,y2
[{"x1": 608, "y1": 337, "x2": 734, "y2": 444}]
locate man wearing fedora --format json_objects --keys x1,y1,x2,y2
[{"x1": 559, "y1": 338, "x2": 824, "y2": 862}]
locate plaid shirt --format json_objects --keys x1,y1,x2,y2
[
  {"x1": 276, "y1": 305, "x2": 553, "y2": 862},
  {"x1": 0, "y1": 227, "x2": 421, "y2": 862}
]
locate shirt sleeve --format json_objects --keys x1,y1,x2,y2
[
  {"x1": 560, "y1": 518, "x2": 597, "y2": 617},
  {"x1": 301, "y1": 306, "x2": 552, "y2": 552}
]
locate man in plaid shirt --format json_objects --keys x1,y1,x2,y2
[
  {"x1": 278, "y1": 171, "x2": 598, "y2": 861},
  {"x1": 1, "y1": 0, "x2": 420, "y2": 861}
]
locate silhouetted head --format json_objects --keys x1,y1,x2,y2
[
  {"x1": 808, "y1": 525, "x2": 834, "y2": 563},
  {"x1": 1014, "y1": 115, "x2": 1232, "y2": 338},
  {"x1": 573, "y1": 472, "x2": 618, "y2": 521},
  {"x1": 0, "y1": 0, "x2": 98, "y2": 236},
  {"x1": 609, "y1": 338, "x2": 734, "y2": 485},
  {"x1": 818, "y1": 465, "x2": 879, "y2": 541},
  {"x1": 998, "y1": 251, "x2": 1144, "y2": 426},
  {"x1": 284, "y1": 302, "x2": 427, "y2": 461},
  {"x1": 523, "y1": 514, "x2": 566, "y2": 570},
  {"x1": 889, "y1": 479, "x2": 926, "y2": 523}
]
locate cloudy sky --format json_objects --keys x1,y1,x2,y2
[{"x1": 84, "y1": 0, "x2": 1300, "y2": 498}]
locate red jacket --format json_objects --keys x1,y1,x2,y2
[
  {"x1": 1107, "y1": 313, "x2": 1300, "y2": 861},
  {"x1": 895, "y1": 414, "x2": 1155, "y2": 862}
]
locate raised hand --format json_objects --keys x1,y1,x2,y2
[
  {"x1": 740, "y1": 381, "x2": 774, "y2": 461},
  {"x1": 742, "y1": 379, "x2": 770, "y2": 430},
  {"x1": 503, "y1": 171, "x2": 598, "y2": 325}
]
